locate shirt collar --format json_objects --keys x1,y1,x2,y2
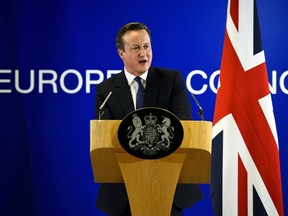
[{"x1": 124, "y1": 68, "x2": 148, "y2": 85}]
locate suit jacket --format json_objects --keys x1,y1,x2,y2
[{"x1": 95, "y1": 67, "x2": 203, "y2": 215}]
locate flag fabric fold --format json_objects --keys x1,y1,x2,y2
[{"x1": 210, "y1": 0, "x2": 284, "y2": 215}]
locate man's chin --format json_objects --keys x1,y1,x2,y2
[{"x1": 138, "y1": 64, "x2": 150, "y2": 71}]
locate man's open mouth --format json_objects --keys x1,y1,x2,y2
[{"x1": 139, "y1": 59, "x2": 147, "y2": 64}]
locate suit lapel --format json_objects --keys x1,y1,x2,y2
[
  {"x1": 112, "y1": 68, "x2": 161, "y2": 114},
  {"x1": 144, "y1": 67, "x2": 161, "y2": 107},
  {"x1": 113, "y1": 72, "x2": 135, "y2": 116}
]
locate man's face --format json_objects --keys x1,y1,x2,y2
[{"x1": 118, "y1": 29, "x2": 152, "y2": 76}]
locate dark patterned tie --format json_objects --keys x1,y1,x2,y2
[{"x1": 134, "y1": 76, "x2": 145, "y2": 109}]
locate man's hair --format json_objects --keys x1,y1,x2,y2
[{"x1": 116, "y1": 22, "x2": 151, "y2": 51}]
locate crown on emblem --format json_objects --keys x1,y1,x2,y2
[{"x1": 144, "y1": 113, "x2": 157, "y2": 125}]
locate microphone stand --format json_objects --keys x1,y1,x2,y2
[
  {"x1": 98, "y1": 91, "x2": 112, "y2": 120},
  {"x1": 191, "y1": 93, "x2": 204, "y2": 120}
]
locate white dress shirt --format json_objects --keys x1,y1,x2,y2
[{"x1": 124, "y1": 69, "x2": 148, "y2": 110}]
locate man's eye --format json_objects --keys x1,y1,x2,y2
[
  {"x1": 131, "y1": 47, "x2": 140, "y2": 52},
  {"x1": 144, "y1": 45, "x2": 150, "y2": 50}
]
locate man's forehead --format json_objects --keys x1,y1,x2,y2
[{"x1": 123, "y1": 30, "x2": 150, "y2": 41}]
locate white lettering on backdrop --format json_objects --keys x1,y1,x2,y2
[{"x1": 0, "y1": 69, "x2": 287, "y2": 94}]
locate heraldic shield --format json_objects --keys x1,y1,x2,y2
[{"x1": 118, "y1": 107, "x2": 184, "y2": 159}]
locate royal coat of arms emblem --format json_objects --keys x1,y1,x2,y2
[{"x1": 118, "y1": 107, "x2": 183, "y2": 159}]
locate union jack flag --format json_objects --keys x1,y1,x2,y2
[{"x1": 210, "y1": 0, "x2": 284, "y2": 215}]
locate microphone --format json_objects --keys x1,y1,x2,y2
[
  {"x1": 98, "y1": 91, "x2": 112, "y2": 120},
  {"x1": 190, "y1": 93, "x2": 204, "y2": 120}
]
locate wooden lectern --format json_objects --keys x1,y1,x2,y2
[{"x1": 90, "y1": 120, "x2": 212, "y2": 216}]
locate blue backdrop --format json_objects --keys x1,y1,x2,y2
[{"x1": 0, "y1": 0, "x2": 287, "y2": 215}]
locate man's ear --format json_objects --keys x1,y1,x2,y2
[{"x1": 118, "y1": 49, "x2": 124, "y2": 60}]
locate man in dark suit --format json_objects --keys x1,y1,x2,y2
[{"x1": 95, "y1": 22, "x2": 202, "y2": 216}]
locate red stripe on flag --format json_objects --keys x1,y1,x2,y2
[
  {"x1": 238, "y1": 155, "x2": 248, "y2": 215},
  {"x1": 230, "y1": 0, "x2": 239, "y2": 31}
]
